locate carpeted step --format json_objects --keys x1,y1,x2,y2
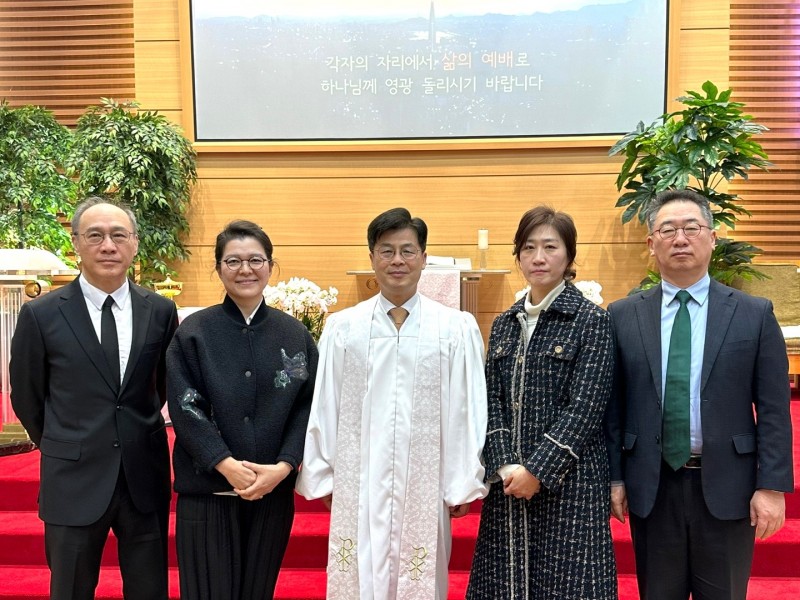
[
  {"x1": 0, "y1": 511, "x2": 180, "y2": 568},
  {"x1": 613, "y1": 575, "x2": 800, "y2": 600},
  {"x1": 610, "y1": 517, "x2": 800, "y2": 578},
  {"x1": 0, "y1": 565, "x2": 181, "y2": 599},
  {"x1": 0, "y1": 567, "x2": 797, "y2": 600},
  {"x1": 1, "y1": 398, "x2": 798, "y2": 599}
]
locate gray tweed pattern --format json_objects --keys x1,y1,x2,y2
[{"x1": 467, "y1": 283, "x2": 617, "y2": 599}]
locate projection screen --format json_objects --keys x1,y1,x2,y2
[{"x1": 189, "y1": 0, "x2": 669, "y2": 141}]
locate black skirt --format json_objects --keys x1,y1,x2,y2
[{"x1": 175, "y1": 486, "x2": 295, "y2": 600}]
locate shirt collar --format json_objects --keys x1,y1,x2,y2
[
  {"x1": 79, "y1": 275, "x2": 130, "y2": 310},
  {"x1": 245, "y1": 304, "x2": 261, "y2": 324},
  {"x1": 661, "y1": 274, "x2": 710, "y2": 308},
  {"x1": 378, "y1": 292, "x2": 420, "y2": 315}
]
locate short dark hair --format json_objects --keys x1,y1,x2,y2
[
  {"x1": 512, "y1": 205, "x2": 577, "y2": 280},
  {"x1": 645, "y1": 189, "x2": 714, "y2": 231},
  {"x1": 214, "y1": 220, "x2": 273, "y2": 264},
  {"x1": 71, "y1": 196, "x2": 138, "y2": 235},
  {"x1": 367, "y1": 207, "x2": 428, "y2": 251}
]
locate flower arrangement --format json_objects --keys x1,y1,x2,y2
[
  {"x1": 263, "y1": 277, "x2": 339, "y2": 341},
  {"x1": 573, "y1": 280, "x2": 604, "y2": 305},
  {"x1": 516, "y1": 280, "x2": 604, "y2": 305}
]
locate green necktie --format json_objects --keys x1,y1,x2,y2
[{"x1": 663, "y1": 290, "x2": 692, "y2": 470}]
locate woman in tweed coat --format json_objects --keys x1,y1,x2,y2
[{"x1": 467, "y1": 206, "x2": 617, "y2": 599}]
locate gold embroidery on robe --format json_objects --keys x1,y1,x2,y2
[
  {"x1": 334, "y1": 537, "x2": 356, "y2": 572},
  {"x1": 407, "y1": 545, "x2": 428, "y2": 581}
]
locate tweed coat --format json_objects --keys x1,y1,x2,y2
[{"x1": 467, "y1": 284, "x2": 617, "y2": 600}]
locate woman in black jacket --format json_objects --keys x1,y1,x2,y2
[{"x1": 167, "y1": 220, "x2": 318, "y2": 599}]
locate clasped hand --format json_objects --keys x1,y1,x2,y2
[
  {"x1": 503, "y1": 466, "x2": 541, "y2": 500},
  {"x1": 215, "y1": 457, "x2": 292, "y2": 501}
]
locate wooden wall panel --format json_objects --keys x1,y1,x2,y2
[
  {"x1": 681, "y1": 0, "x2": 730, "y2": 29},
  {"x1": 675, "y1": 29, "x2": 730, "y2": 101},
  {"x1": 133, "y1": 41, "x2": 182, "y2": 111},
  {"x1": 728, "y1": 0, "x2": 800, "y2": 262},
  {"x1": 133, "y1": 0, "x2": 179, "y2": 40},
  {"x1": 184, "y1": 173, "x2": 636, "y2": 247},
  {"x1": 0, "y1": 0, "x2": 136, "y2": 124}
]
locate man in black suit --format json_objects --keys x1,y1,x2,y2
[
  {"x1": 606, "y1": 189, "x2": 793, "y2": 600},
  {"x1": 10, "y1": 197, "x2": 178, "y2": 600}
]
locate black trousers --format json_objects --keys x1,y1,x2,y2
[
  {"x1": 175, "y1": 487, "x2": 295, "y2": 600},
  {"x1": 44, "y1": 468, "x2": 168, "y2": 600},
  {"x1": 630, "y1": 464, "x2": 755, "y2": 600}
]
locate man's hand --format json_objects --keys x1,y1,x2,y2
[
  {"x1": 215, "y1": 457, "x2": 257, "y2": 490},
  {"x1": 503, "y1": 466, "x2": 541, "y2": 500},
  {"x1": 321, "y1": 494, "x2": 333, "y2": 511},
  {"x1": 610, "y1": 484, "x2": 628, "y2": 523},
  {"x1": 449, "y1": 504, "x2": 470, "y2": 518},
  {"x1": 750, "y1": 489, "x2": 786, "y2": 540},
  {"x1": 237, "y1": 461, "x2": 292, "y2": 501}
]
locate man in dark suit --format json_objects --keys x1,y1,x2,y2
[
  {"x1": 606, "y1": 189, "x2": 793, "y2": 600},
  {"x1": 10, "y1": 197, "x2": 178, "y2": 600}
]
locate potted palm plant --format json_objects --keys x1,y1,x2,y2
[{"x1": 609, "y1": 80, "x2": 771, "y2": 291}]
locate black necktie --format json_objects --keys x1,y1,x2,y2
[
  {"x1": 101, "y1": 296, "x2": 120, "y2": 388},
  {"x1": 662, "y1": 290, "x2": 692, "y2": 470}
]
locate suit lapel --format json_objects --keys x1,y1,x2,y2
[
  {"x1": 121, "y1": 284, "x2": 153, "y2": 393},
  {"x1": 634, "y1": 286, "x2": 664, "y2": 403},
  {"x1": 702, "y1": 280, "x2": 736, "y2": 390},
  {"x1": 58, "y1": 279, "x2": 119, "y2": 393}
]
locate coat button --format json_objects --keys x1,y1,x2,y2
[
  {"x1": 116, "y1": 405, "x2": 121, "y2": 410},
  {"x1": 113, "y1": 440, "x2": 120, "y2": 448},
  {"x1": 554, "y1": 345, "x2": 563, "y2": 354},
  {"x1": 245, "y1": 370, "x2": 252, "y2": 377},
  {"x1": 242, "y1": 328, "x2": 248, "y2": 334},
  {"x1": 243, "y1": 416, "x2": 250, "y2": 423},
  {"x1": 655, "y1": 435, "x2": 660, "y2": 444},
  {"x1": 517, "y1": 356, "x2": 524, "y2": 364}
]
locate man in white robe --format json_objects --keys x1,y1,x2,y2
[{"x1": 296, "y1": 207, "x2": 487, "y2": 600}]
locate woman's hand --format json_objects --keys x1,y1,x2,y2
[
  {"x1": 503, "y1": 466, "x2": 541, "y2": 500},
  {"x1": 236, "y1": 461, "x2": 293, "y2": 501},
  {"x1": 214, "y1": 457, "x2": 257, "y2": 490}
]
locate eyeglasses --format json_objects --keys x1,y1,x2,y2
[
  {"x1": 652, "y1": 224, "x2": 710, "y2": 240},
  {"x1": 220, "y1": 257, "x2": 270, "y2": 271},
  {"x1": 376, "y1": 247, "x2": 421, "y2": 261},
  {"x1": 75, "y1": 230, "x2": 135, "y2": 245}
]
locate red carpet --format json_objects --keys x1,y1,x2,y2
[{"x1": 1, "y1": 395, "x2": 798, "y2": 599}]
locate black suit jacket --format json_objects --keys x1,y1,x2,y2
[
  {"x1": 10, "y1": 278, "x2": 178, "y2": 526},
  {"x1": 606, "y1": 279, "x2": 793, "y2": 520}
]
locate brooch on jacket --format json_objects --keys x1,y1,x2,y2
[{"x1": 274, "y1": 349, "x2": 309, "y2": 388}]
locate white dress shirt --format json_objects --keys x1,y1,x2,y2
[{"x1": 78, "y1": 276, "x2": 133, "y2": 385}]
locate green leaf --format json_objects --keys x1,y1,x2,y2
[
  {"x1": 68, "y1": 97, "x2": 197, "y2": 286},
  {"x1": 609, "y1": 81, "x2": 770, "y2": 287}
]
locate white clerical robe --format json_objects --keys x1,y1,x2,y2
[{"x1": 296, "y1": 293, "x2": 488, "y2": 600}]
